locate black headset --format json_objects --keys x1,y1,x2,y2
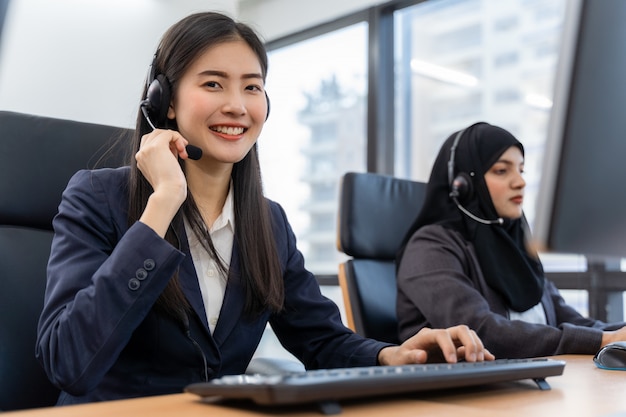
[
  {"x1": 447, "y1": 128, "x2": 473, "y2": 202},
  {"x1": 447, "y1": 127, "x2": 503, "y2": 225},
  {"x1": 140, "y1": 53, "x2": 271, "y2": 131}
]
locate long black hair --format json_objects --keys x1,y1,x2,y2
[{"x1": 127, "y1": 12, "x2": 283, "y2": 318}]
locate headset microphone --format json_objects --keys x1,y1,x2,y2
[
  {"x1": 140, "y1": 100, "x2": 203, "y2": 161},
  {"x1": 448, "y1": 128, "x2": 504, "y2": 226},
  {"x1": 185, "y1": 145, "x2": 203, "y2": 160}
]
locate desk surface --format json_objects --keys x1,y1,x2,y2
[{"x1": 5, "y1": 355, "x2": 626, "y2": 417}]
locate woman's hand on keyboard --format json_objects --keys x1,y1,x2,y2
[{"x1": 377, "y1": 325, "x2": 495, "y2": 366}]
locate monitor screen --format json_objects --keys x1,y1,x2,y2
[{"x1": 532, "y1": 0, "x2": 626, "y2": 259}]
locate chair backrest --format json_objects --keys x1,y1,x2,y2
[
  {"x1": 0, "y1": 111, "x2": 130, "y2": 410},
  {"x1": 336, "y1": 172, "x2": 427, "y2": 344}
]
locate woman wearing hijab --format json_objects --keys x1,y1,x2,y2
[{"x1": 396, "y1": 122, "x2": 626, "y2": 358}]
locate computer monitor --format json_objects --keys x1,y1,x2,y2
[{"x1": 533, "y1": 0, "x2": 626, "y2": 260}]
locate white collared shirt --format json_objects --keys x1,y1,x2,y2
[{"x1": 185, "y1": 186, "x2": 234, "y2": 334}]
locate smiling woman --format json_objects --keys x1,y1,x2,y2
[{"x1": 166, "y1": 40, "x2": 267, "y2": 170}]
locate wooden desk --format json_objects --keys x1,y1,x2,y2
[{"x1": 5, "y1": 355, "x2": 626, "y2": 417}]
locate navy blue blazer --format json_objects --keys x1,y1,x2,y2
[{"x1": 36, "y1": 167, "x2": 388, "y2": 405}]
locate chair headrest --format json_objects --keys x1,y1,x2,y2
[
  {"x1": 0, "y1": 111, "x2": 131, "y2": 230},
  {"x1": 337, "y1": 172, "x2": 427, "y2": 260}
]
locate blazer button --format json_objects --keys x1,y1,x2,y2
[
  {"x1": 144, "y1": 259, "x2": 156, "y2": 271},
  {"x1": 136, "y1": 268, "x2": 148, "y2": 280},
  {"x1": 128, "y1": 278, "x2": 141, "y2": 291}
]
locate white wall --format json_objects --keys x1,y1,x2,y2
[
  {"x1": 0, "y1": 0, "x2": 389, "y2": 127},
  {"x1": 238, "y1": 0, "x2": 391, "y2": 41},
  {"x1": 0, "y1": 0, "x2": 237, "y2": 127}
]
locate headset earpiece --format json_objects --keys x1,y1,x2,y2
[
  {"x1": 446, "y1": 125, "x2": 504, "y2": 226},
  {"x1": 143, "y1": 74, "x2": 171, "y2": 129},
  {"x1": 450, "y1": 172, "x2": 473, "y2": 202}
]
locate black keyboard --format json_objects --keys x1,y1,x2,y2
[{"x1": 185, "y1": 358, "x2": 565, "y2": 412}]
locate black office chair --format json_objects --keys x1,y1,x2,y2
[
  {"x1": 0, "y1": 111, "x2": 130, "y2": 410},
  {"x1": 336, "y1": 172, "x2": 427, "y2": 344}
]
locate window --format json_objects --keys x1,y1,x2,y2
[
  {"x1": 254, "y1": 22, "x2": 368, "y2": 361},
  {"x1": 259, "y1": 22, "x2": 368, "y2": 275},
  {"x1": 393, "y1": 0, "x2": 567, "y2": 226}
]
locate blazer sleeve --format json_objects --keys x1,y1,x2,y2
[
  {"x1": 396, "y1": 224, "x2": 608, "y2": 358},
  {"x1": 546, "y1": 280, "x2": 626, "y2": 330},
  {"x1": 266, "y1": 202, "x2": 390, "y2": 369},
  {"x1": 36, "y1": 169, "x2": 185, "y2": 395}
]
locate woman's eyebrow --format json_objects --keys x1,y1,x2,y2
[
  {"x1": 494, "y1": 159, "x2": 524, "y2": 167},
  {"x1": 198, "y1": 69, "x2": 227, "y2": 78},
  {"x1": 242, "y1": 73, "x2": 264, "y2": 81},
  {"x1": 198, "y1": 70, "x2": 263, "y2": 80}
]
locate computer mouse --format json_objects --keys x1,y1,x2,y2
[{"x1": 593, "y1": 341, "x2": 626, "y2": 370}]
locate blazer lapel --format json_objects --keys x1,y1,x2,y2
[
  {"x1": 212, "y1": 244, "x2": 246, "y2": 346},
  {"x1": 177, "y1": 222, "x2": 246, "y2": 345},
  {"x1": 177, "y1": 223, "x2": 211, "y2": 330}
]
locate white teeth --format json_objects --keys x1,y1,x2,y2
[{"x1": 212, "y1": 126, "x2": 244, "y2": 135}]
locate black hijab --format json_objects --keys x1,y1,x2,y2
[{"x1": 398, "y1": 122, "x2": 544, "y2": 312}]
